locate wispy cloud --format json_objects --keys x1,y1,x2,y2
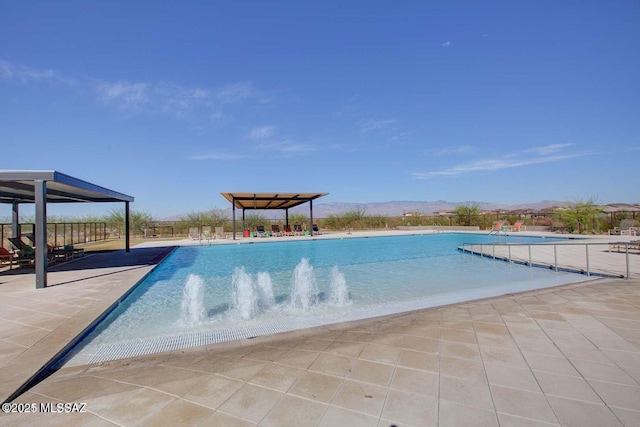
[
  {"x1": 248, "y1": 125, "x2": 276, "y2": 140},
  {"x1": 523, "y1": 143, "x2": 573, "y2": 156},
  {"x1": 0, "y1": 59, "x2": 75, "y2": 85},
  {"x1": 426, "y1": 145, "x2": 477, "y2": 156},
  {"x1": 189, "y1": 151, "x2": 246, "y2": 161},
  {"x1": 441, "y1": 41, "x2": 452, "y2": 48},
  {"x1": 413, "y1": 143, "x2": 593, "y2": 179},
  {"x1": 256, "y1": 139, "x2": 318, "y2": 156},
  {"x1": 97, "y1": 81, "x2": 150, "y2": 109},
  {"x1": 95, "y1": 79, "x2": 263, "y2": 119},
  {"x1": 1, "y1": 59, "x2": 267, "y2": 121},
  {"x1": 359, "y1": 119, "x2": 397, "y2": 133}
]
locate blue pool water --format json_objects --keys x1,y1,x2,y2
[{"x1": 68, "y1": 233, "x2": 588, "y2": 364}]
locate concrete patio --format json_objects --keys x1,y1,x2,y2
[{"x1": 1, "y1": 231, "x2": 639, "y2": 426}]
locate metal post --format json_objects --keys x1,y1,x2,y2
[
  {"x1": 34, "y1": 180, "x2": 48, "y2": 289},
  {"x1": 528, "y1": 245, "x2": 532, "y2": 266},
  {"x1": 492, "y1": 244, "x2": 495, "y2": 260},
  {"x1": 554, "y1": 245, "x2": 558, "y2": 272},
  {"x1": 626, "y1": 244, "x2": 630, "y2": 279},
  {"x1": 585, "y1": 245, "x2": 590, "y2": 276},
  {"x1": 12, "y1": 201, "x2": 20, "y2": 239},
  {"x1": 125, "y1": 201, "x2": 130, "y2": 253},
  {"x1": 233, "y1": 200, "x2": 236, "y2": 240},
  {"x1": 310, "y1": 199, "x2": 314, "y2": 236},
  {"x1": 508, "y1": 245, "x2": 512, "y2": 264}
]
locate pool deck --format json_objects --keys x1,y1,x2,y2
[{"x1": 1, "y1": 230, "x2": 639, "y2": 426}]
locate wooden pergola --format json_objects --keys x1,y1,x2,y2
[
  {"x1": 0, "y1": 170, "x2": 134, "y2": 288},
  {"x1": 220, "y1": 192, "x2": 328, "y2": 240}
]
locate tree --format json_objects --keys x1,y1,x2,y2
[
  {"x1": 106, "y1": 208, "x2": 154, "y2": 238},
  {"x1": 453, "y1": 203, "x2": 482, "y2": 226},
  {"x1": 556, "y1": 197, "x2": 603, "y2": 234}
]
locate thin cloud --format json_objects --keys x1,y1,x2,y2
[
  {"x1": 257, "y1": 139, "x2": 318, "y2": 156},
  {"x1": 249, "y1": 125, "x2": 276, "y2": 140},
  {"x1": 0, "y1": 59, "x2": 75, "y2": 85},
  {"x1": 1, "y1": 59, "x2": 266, "y2": 121},
  {"x1": 97, "y1": 81, "x2": 150, "y2": 109},
  {"x1": 189, "y1": 152, "x2": 246, "y2": 161},
  {"x1": 359, "y1": 119, "x2": 397, "y2": 133},
  {"x1": 426, "y1": 145, "x2": 477, "y2": 156},
  {"x1": 523, "y1": 143, "x2": 573, "y2": 156},
  {"x1": 441, "y1": 41, "x2": 452, "y2": 48},
  {"x1": 413, "y1": 144, "x2": 593, "y2": 179}
]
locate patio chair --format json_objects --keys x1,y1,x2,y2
[
  {"x1": 312, "y1": 224, "x2": 322, "y2": 235},
  {"x1": 256, "y1": 225, "x2": 268, "y2": 237},
  {"x1": 284, "y1": 225, "x2": 294, "y2": 236},
  {"x1": 188, "y1": 227, "x2": 200, "y2": 240},
  {"x1": 47, "y1": 244, "x2": 74, "y2": 262},
  {"x1": 293, "y1": 224, "x2": 303, "y2": 236},
  {"x1": 609, "y1": 219, "x2": 638, "y2": 236},
  {"x1": 201, "y1": 226, "x2": 212, "y2": 242},
  {"x1": 8, "y1": 237, "x2": 31, "y2": 253},
  {"x1": 214, "y1": 226, "x2": 226, "y2": 239},
  {"x1": 0, "y1": 247, "x2": 15, "y2": 269},
  {"x1": 271, "y1": 224, "x2": 283, "y2": 237},
  {"x1": 509, "y1": 222, "x2": 523, "y2": 232}
]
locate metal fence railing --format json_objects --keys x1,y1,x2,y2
[{"x1": 459, "y1": 241, "x2": 639, "y2": 280}]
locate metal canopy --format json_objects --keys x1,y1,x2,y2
[
  {"x1": 0, "y1": 170, "x2": 134, "y2": 289},
  {"x1": 0, "y1": 170, "x2": 134, "y2": 204},
  {"x1": 220, "y1": 192, "x2": 328, "y2": 240},
  {"x1": 220, "y1": 192, "x2": 327, "y2": 210}
]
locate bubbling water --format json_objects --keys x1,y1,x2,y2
[
  {"x1": 231, "y1": 267, "x2": 258, "y2": 320},
  {"x1": 180, "y1": 274, "x2": 206, "y2": 324},
  {"x1": 290, "y1": 258, "x2": 318, "y2": 310},
  {"x1": 256, "y1": 272, "x2": 275, "y2": 309},
  {"x1": 329, "y1": 266, "x2": 351, "y2": 306}
]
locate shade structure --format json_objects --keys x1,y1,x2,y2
[
  {"x1": 220, "y1": 192, "x2": 328, "y2": 239},
  {"x1": 0, "y1": 170, "x2": 134, "y2": 288}
]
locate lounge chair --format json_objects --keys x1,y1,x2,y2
[
  {"x1": 609, "y1": 219, "x2": 638, "y2": 236},
  {"x1": 7, "y1": 238, "x2": 58, "y2": 266},
  {"x1": 490, "y1": 221, "x2": 503, "y2": 231},
  {"x1": 201, "y1": 226, "x2": 212, "y2": 242},
  {"x1": 312, "y1": 224, "x2": 322, "y2": 235},
  {"x1": 0, "y1": 247, "x2": 15, "y2": 269},
  {"x1": 214, "y1": 226, "x2": 226, "y2": 239},
  {"x1": 509, "y1": 221, "x2": 523, "y2": 232},
  {"x1": 188, "y1": 227, "x2": 200, "y2": 240},
  {"x1": 284, "y1": 225, "x2": 294, "y2": 236},
  {"x1": 8, "y1": 237, "x2": 31, "y2": 253},
  {"x1": 256, "y1": 225, "x2": 268, "y2": 237},
  {"x1": 47, "y1": 244, "x2": 74, "y2": 262},
  {"x1": 271, "y1": 224, "x2": 283, "y2": 237},
  {"x1": 293, "y1": 224, "x2": 303, "y2": 236}
]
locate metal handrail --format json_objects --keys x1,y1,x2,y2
[{"x1": 459, "y1": 241, "x2": 636, "y2": 280}]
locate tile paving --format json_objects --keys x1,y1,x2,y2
[{"x1": 0, "y1": 231, "x2": 639, "y2": 426}]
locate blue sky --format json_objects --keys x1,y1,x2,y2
[{"x1": 1, "y1": 1, "x2": 639, "y2": 219}]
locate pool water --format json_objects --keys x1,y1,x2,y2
[{"x1": 67, "y1": 233, "x2": 588, "y2": 364}]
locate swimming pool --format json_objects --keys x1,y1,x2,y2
[{"x1": 66, "y1": 233, "x2": 590, "y2": 364}]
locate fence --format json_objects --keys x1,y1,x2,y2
[
  {"x1": 1, "y1": 222, "x2": 108, "y2": 250},
  {"x1": 121, "y1": 210, "x2": 638, "y2": 239}
]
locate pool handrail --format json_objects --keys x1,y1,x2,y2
[{"x1": 459, "y1": 241, "x2": 635, "y2": 280}]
